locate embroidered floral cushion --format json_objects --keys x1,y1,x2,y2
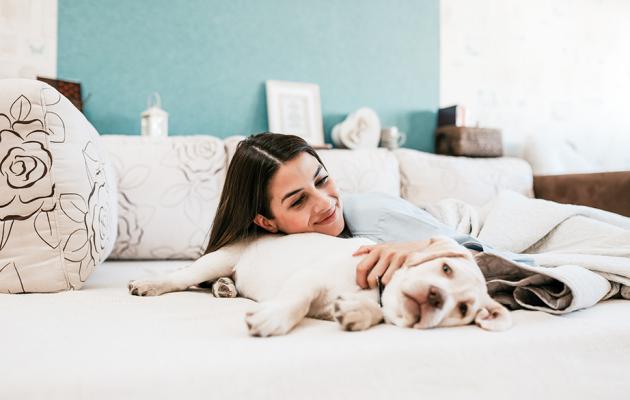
[
  {"x1": 101, "y1": 135, "x2": 226, "y2": 259},
  {"x1": 0, "y1": 79, "x2": 117, "y2": 293},
  {"x1": 394, "y1": 149, "x2": 534, "y2": 207},
  {"x1": 317, "y1": 148, "x2": 400, "y2": 197}
]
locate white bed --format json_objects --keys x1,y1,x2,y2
[{"x1": 3, "y1": 260, "x2": 630, "y2": 400}]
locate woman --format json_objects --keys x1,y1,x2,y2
[{"x1": 205, "y1": 132, "x2": 494, "y2": 290}]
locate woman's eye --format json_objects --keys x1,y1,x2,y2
[
  {"x1": 316, "y1": 176, "x2": 329, "y2": 186},
  {"x1": 458, "y1": 303, "x2": 468, "y2": 317},
  {"x1": 442, "y1": 264, "x2": 452, "y2": 275},
  {"x1": 291, "y1": 196, "x2": 305, "y2": 208}
]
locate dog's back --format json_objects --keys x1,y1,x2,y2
[{"x1": 234, "y1": 233, "x2": 373, "y2": 303}]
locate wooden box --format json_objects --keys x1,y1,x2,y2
[{"x1": 435, "y1": 126, "x2": 503, "y2": 157}]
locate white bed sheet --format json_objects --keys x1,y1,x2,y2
[{"x1": 2, "y1": 260, "x2": 630, "y2": 400}]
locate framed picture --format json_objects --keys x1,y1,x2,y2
[{"x1": 265, "y1": 80, "x2": 324, "y2": 146}]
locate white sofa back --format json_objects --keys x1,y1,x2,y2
[
  {"x1": 318, "y1": 149, "x2": 400, "y2": 197},
  {"x1": 395, "y1": 149, "x2": 534, "y2": 207},
  {"x1": 100, "y1": 135, "x2": 533, "y2": 260},
  {"x1": 101, "y1": 135, "x2": 225, "y2": 260}
]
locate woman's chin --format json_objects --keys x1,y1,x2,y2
[
  {"x1": 315, "y1": 216, "x2": 344, "y2": 236},
  {"x1": 331, "y1": 221, "x2": 345, "y2": 236}
]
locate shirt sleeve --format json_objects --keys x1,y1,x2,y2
[
  {"x1": 341, "y1": 192, "x2": 535, "y2": 265},
  {"x1": 341, "y1": 192, "x2": 463, "y2": 243}
]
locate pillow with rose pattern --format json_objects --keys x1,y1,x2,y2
[{"x1": 0, "y1": 79, "x2": 117, "y2": 293}]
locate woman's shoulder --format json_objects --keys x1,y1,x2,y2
[
  {"x1": 341, "y1": 192, "x2": 453, "y2": 243},
  {"x1": 341, "y1": 192, "x2": 417, "y2": 215},
  {"x1": 341, "y1": 192, "x2": 421, "y2": 239}
]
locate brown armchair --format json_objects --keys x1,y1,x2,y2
[{"x1": 533, "y1": 171, "x2": 630, "y2": 217}]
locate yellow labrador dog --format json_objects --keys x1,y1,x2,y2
[{"x1": 129, "y1": 234, "x2": 511, "y2": 336}]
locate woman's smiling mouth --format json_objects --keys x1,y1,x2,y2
[{"x1": 316, "y1": 207, "x2": 337, "y2": 225}]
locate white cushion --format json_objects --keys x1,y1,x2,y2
[
  {"x1": 522, "y1": 134, "x2": 601, "y2": 175},
  {"x1": 318, "y1": 149, "x2": 400, "y2": 197},
  {"x1": 394, "y1": 149, "x2": 533, "y2": 207},
  {"x1": 223, "y1": 135, "x2": 246, "y2": 166},
  {"x1": 101, "y1": 135, "x2": 226, "y2": 259},
  {"x1": 0, "y1": 79, "x2": 117, "y2": 293}
]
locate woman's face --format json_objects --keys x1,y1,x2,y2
[{"x1": 254, "y1": 152, "x2": 345, "y2": 236}]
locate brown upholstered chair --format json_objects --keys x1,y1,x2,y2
[{"x1": 533, "y1": 171, "x2": 630, "y2": 217}]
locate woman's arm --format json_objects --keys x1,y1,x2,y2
[
  {"x1": 354, "y1": 239, "x2": 482, "y2": 289},
  {"x1": 343, "y1": 193, "x2": 483, "y2": 289}
]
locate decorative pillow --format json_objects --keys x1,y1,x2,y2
[
  {"x1": 318, "y1": 149, "x2": 400, "y2": 197},
  {"x1": 0, "y1": 79, "x2": 117, "y2": 293},
  {"x1": 101, "y1": 135, "x2": 226, "y2": 259},
  {"x1": 394, "y1": 149, "x2": 533, "y2": 207},
  {"x1": 224, "y1": 135, "x2": 246, "y2": 166}
]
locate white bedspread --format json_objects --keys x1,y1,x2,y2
[
  {"x1": 426, "y1": 191, "x2": 630, "y2": 313},
  {"x1": 2, "y1": 260, "x2": 630, "y2": 400}
]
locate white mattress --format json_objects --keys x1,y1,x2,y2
[{"x1": 2, "y1": 260, "x2": 630, "y2": 400}]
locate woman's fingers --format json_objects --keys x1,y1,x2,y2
[
  {"x1": 355, "y1": 250, "x2": 380, "y2": 289},
  {"x1": 352, "y1": 245, "x2": 375, "y2": 256},
  {"x1": 381, "y1": 254, "x2": 407, "y2": 285},
  {"x1": 366, "y1": 253, "x2": 392, "y2": 289}
]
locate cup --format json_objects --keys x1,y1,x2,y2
[{"x1": 380, "y1": 127, "x2": 406, "y2": 150}]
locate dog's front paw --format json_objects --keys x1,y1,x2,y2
[
  {"x1": 212, "y1": 277, "x2": 238, "y2": 298},
  {"x1": 128, "y1": 279, "x2": 177, "y2": 296},
  {"x1": 333, "y1": 295, "x2": 375, "y2": 331},
  {"x1": 245, "y1": 302, "x2": 297, "y2": 337}
]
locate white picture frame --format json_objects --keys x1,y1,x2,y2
[{"x1": 265, "y1": 80, "x2": 324, "y2": 146}]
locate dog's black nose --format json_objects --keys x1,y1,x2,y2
[{"x1": 427, "y1": 286, "x2": 444, "y2": 309}]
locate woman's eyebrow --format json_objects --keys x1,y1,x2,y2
[
  {"x1": 281, "y1": 189, "x2": 302, "y2": 203},
  {"x1": 281, "y1": 165, "x2": 323, "y2": 204}
]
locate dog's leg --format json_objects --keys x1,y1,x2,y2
[
  {"x1": 245, "y1": 270, "x2": 324, "y2": 337},
  {"x1": 333, "y1": 291, "x2": 383, "y2": 331},
  {"x1": 128, "y1": 242, "x2": 245, "y2": 296}
]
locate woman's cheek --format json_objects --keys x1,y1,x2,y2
[
  {"x1": 296, "y1": 211, "x2": 312, "y2": 231},
  {"x1": 282, "y1": 211, "x2": 311, "y2": 233}
]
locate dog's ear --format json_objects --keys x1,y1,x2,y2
[
  {"x1": 474, "y1": 296, "x2": 512, "y2": 331},
  {"x1": 405, "y1": 236, "x2": 472, "y2": 267}
]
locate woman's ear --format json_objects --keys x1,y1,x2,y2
[{"x1": 253, "y1": 214, "x2": 278, "y2": 233}]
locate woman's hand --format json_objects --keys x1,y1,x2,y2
[{"x1": 353, "y1": 240, "x2": 428, "y2": 289}]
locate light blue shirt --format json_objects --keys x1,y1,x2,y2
[{"x1": 341, "y1": 192, "x2": 534, "y2": 265}]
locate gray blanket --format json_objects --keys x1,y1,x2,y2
[{"x1": 427, "y1": 191, "x2": 630, "y2": 314}]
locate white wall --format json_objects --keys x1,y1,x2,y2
[
  {"x1": 0, "y1": 0, "x2": 57, "y2": 79},
  {"x1": 441, "y1": 0, "x2": 630, "y2": 171}
]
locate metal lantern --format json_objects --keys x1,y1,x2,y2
[{"x1": 141, "y1": 92, "x2": 168, "y2": 137}]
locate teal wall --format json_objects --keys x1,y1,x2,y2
[{"x1": 58, "y1": 0, "x2": 439, "y2": 150}]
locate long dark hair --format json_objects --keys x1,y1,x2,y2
[{"x1": 204, "y1": 133, "x2": 325, "y2": 254}]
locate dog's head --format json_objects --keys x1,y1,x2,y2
[{"x1": 381, "y1": 236, "x2": 511, "y2": 331}]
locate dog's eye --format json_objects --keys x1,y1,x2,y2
[
  {"x1": 442, "y1": 264, "x2": 452, "y2": 275},
  {"x1": 458, "y1": 302, "x2": 468, "y2": 317}
]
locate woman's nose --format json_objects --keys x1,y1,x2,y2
[{"x1": 312, "y1": 190, "x2": 333, "y2": 212}]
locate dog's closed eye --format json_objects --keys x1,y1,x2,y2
[{"x1": 458, "y1": 302, "x2": 468, "y2": 317}]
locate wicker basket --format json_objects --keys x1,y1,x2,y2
[{"x1": 435, "y1": 126, "x2": 503, "y2": 157}]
